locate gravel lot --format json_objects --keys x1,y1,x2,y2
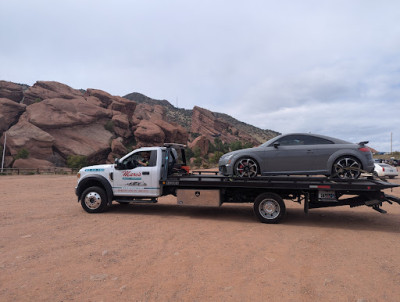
[{"x1": 1, "y1": 175, "x2": 399, "y2": 301}]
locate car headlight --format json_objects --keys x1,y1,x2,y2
[{"x1": 222, "y1": 154, "x2": 234, "y2": 164}]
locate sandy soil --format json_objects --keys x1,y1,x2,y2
[{"x1": 0, "y1": 175, "x2": 400, "y2": 302}]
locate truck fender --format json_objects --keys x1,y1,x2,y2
[{"x1": 76, "y1": 175, "x2": 114, "y2": 206}]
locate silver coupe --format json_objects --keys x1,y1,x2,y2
[{"x1": 218, "y1": 133, "x2": 375, "y2": 179}]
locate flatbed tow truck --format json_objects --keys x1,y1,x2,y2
[{"x1": 75, "y1": 144, "x2": 400, "y2": 223}]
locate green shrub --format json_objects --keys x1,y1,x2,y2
[
  {"x1": 185, "y1": 148, "x2": 194, "y2": 160},
  {"x1": 104, "y1": 120, "x2": 114, "y2": 132},
  {"x1": 67, "y1": 155, "x2": 88, "y2": 169},
  {"x1": 190, "y1": 132, "x2": 201, "y2": 139},
  {"x1": 193, "y1": 147, "x2": 202, "y2": 158},
  {"x1": 194, "y1": 157, "x2": 202, "y2": 167},
  {"x1": 210, "y1": 151, "x2": 224, "y2": 164},
  {"x1": 15, "y1": 148, "x2": 29, "y2": 159}
]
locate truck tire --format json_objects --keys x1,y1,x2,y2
[
  {"x1": 81, "y1": 186, "x2": 109, "y2": 213},
  {"x1": 254, "y1": 193, "x2": 286, "y2": 224}
]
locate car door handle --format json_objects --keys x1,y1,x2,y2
[{"x1": 142, "y1": 172, "x2": 150, "y2": 175}]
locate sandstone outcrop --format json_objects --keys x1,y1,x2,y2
[
  {"x1": 24, "y1": 98, "x2": 112, "y2": 129},
  {"x1": 0, "y1": 79, "x2": 277, "y2": 169},
  {"x1": 133, "y1": 120, "x2": 165, "y2": 146},
  {"x1": 191, "y1": 106, "x2": 258, "y2": 145},
  {"x1": 0, "y1": 81, "x2": 24, "y2": 102},
  {"x1": 23, "y1": 81, "x2": 84, "y2": 105},
  {"x1": 46, "y1": 123, "x2": 113, "y2": 161},
  {"x1": 189, "y1": 135, "x2": 210, "y2": 156},
  {"x1": 0, "y1": 98, "x2": 26, "y2": 134},
  {"x1": 5, "y1": 120, "x2": 55, "y2": 160},
  {"x1": 13, "y1": 158, "x2": 54, "y2": 169}
]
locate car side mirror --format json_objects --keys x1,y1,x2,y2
[{"x1": 273, "y1": 142, "x2": 280, "y2": 148}]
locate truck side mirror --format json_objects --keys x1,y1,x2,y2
[{"x1": 114, "y1": 158, "x2": 122, "y2": 170}]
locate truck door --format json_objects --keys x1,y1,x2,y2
[{"x1": 113, "y1": 149, "x2": 161, "y2": 197}]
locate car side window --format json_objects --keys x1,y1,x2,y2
[
  {"x1": 275, "y1": 135, "x2": 305, "y2": 146},
  {"x1": 270, "y1": 135, "x2": 334, "y2": 146},
  {"x1": 302, "y1": 136, "x2": 334, "y2": 145}
]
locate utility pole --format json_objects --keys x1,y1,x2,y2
[
  {"x1": 1, "y1": 132, "x2": 6, "y2": 173},
  {"x1": 391, "y1": 132, "x2": 393, "y2": 155}
]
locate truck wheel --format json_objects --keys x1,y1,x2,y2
[
  {"x1": 81, "y1": 186, "x2": 109, "y2": 213},
  {"x1": 254, "y1": 193, "x2": 286, "y2": 224}
]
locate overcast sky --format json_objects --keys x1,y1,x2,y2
[{"x1": 1, "y1": 0, "x2": 399, "y2": 151}]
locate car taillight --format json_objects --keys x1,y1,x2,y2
[
  {"x1": 358, "y1": 147, "x2": 370, "y2": 152},
  {"x1": 382, "y1": 167, "x2": 385, "y2": 172}
]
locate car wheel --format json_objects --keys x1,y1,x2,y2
[
  {"x1": 234, "y1": 157, "x2": 259, "y2": 178},
  {"x1": 81, "y1": 186, "x2": 109, "y2": 213},
  {"x1": 253, "y1": 193, "x2": 286, "y2": 224},
  {"x1": 332, "y1": 156, "x2": 362, "y2": 179}
]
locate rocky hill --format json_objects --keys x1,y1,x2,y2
[
  {"x1": 0, "y1": 80, "x2": 279, "y2": 169},
  {"x1": 124, "y1": 92, "x2": 279, "y2": 145}
]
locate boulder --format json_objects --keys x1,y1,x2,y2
[
  {"x1": 109, "y1": 96, "x2": 136, "y2": 119},
  {"x1": 85, "y1": 88, "x2": 114, "y2": 108},
  {"x1": 107, "y1": 138, "x2": 128, "y2": 163},
  {"x1": 13, "y1": 158, "x2": 54, "y2": 169},
  {"x1": 112, "y1": 114, "x2": 131, "y2": 138},
  {"x1": 111, "y1": 137, "x2": 128, "y2": 156},
  {"x1": 5, "y1": 120, "x2": 54, "y2": 160},
  {"x1": 23, "y1": 81, "x2": 84, "y2": 105},
  {"x1": 0, "y1": 81, "x2": 24, "y2": 103},
  {"x1": 189, "y1": 135, "x2": 210, "y2": 156},
  {"x1": 0, "y1": 98, "x2": 26, "y2": 133},
  {"x1": 24, "y1": 98, "x2": 112, "y2": 129},
  {"x1": 153, "y1": 119, "x2": 188, "y2": 144},
  {"x1": 133, "y1": 103, "x2": 166, "y2": 121},
  {"x1": 133, "y1": 120, "x2": 165, "y2": 146},
  {"x1": 46, "y1": 122, "x2": 113, "y2": 160}
]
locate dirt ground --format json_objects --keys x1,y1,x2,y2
[{"x1": 0, "y1": 175, "x2": 400, "y2": 302}]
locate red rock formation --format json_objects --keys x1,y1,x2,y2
[
  {"x1": 23, "y1": 81, "x2": 84, "y2": 105},
  {"x1": 85, "y1": 88, "x2": 114, "y2": 108},
  {"x1": 133, "y1": 120, "x2": 165, "y2": 146},
  {"x1": 24, "y1": 98, "x2": 112, "y2": 129},
  {"x1": 112, "y1": 114, "x2": 131, "y2": 138},
  {"x1": 153, "y1": 119, "x2": 188, "y2": 144},
  {"x1": 189, "y1": 135, "x2": 210, "y2": 156},
  {"x1": 0, "y1": 81, "x2": 24, "y2": 103},
  {"x1": 5, "y1": 120, "x2": 55, "y2": 160},
  {"x1": 0, "y1": 98, "x2": 26, "y2": 133},
  {"x1": 46, "y1": 123, "x2": 113, "y2": 161},
  {"x1": 191, "y1": 106, "x2": 258, "y2": 145},
  {"x1": 13, "y1": 158, "x2": 54, "y2": 169}
]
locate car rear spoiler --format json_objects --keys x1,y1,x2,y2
[{"x1": 358, "y1": 141, "x2": 369, "y2": 146}]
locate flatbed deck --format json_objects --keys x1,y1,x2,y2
[{"x1": 161, "y1": 174, "x2": 400, "y2": 223}]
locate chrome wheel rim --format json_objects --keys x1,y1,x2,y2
[
  {"x1": 334, "y1": 157, "x2": 361, "y2": 179},
  {"x1": 259, "y1": 199, "x2": 280, "y2": 220},
  {"x1": 84, "y1": 192, "x2": 102, "y2": 210},
  {"x1": 235, "y1": 158, "x2": 258, "y2": 177}
]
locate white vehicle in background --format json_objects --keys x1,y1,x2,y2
[{"x1": 373, "y1": 163, "x2": 398, "y2": 179}]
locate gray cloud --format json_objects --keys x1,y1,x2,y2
[{"x1": 1, "y1": 0, "x2": 400, "y2": 151}]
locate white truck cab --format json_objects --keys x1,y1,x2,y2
[{"x1": 76, "y1": 144, "x2": 187, "y2": 212}]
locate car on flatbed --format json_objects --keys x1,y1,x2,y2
[{"x1": 218, "y1": 133, "x2": 374, "y2": 179}]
